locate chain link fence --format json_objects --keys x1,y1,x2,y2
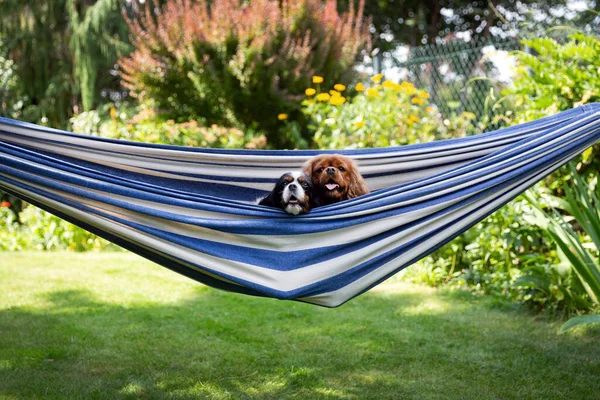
[{"x1": 385, "y1": 36, "x2": 522, "y2": 131}]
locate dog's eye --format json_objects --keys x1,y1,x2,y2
[
  {"x1": 301, "y1": 182, "x2": 309, "y2": 187},
  {"x1": 282, "y1": 181, "x2": 289, "y2": 185},
  {"x1": 338, "y1": 166, "x2": 346, "y2": 172},
  {"x1": 317, "y1": 167, "x2": 324, "y2": 173}
]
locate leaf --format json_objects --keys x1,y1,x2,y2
[
  {"x1": 513, "y1": 275, "x2": 549, "y2": 292},
  {"x1": 559, "y1": 314, "x2": 600, "y2": 334}
]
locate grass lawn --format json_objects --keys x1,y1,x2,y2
[{"x1": 0, "y1": 252, "x2": 599, "y2": 400}]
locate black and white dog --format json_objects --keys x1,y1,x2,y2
[{"x1": 258, "y1": 172, "x2": 316, "y2": 215}]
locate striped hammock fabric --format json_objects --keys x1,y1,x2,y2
[{"x1": 1, "y1": 104, "x2": 600, "y2": 307}]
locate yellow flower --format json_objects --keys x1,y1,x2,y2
[
  {"x1": 400, "y1": 81, "x2": 417, "y2": 95},
  {"x1": 305, "y1": 88, "x2": 316, "y2": 96},
  {"x1": 382, "y1": 80, "x2": 400, "y2": 90},
  {"x1": 354, "y1": 120, "x2": 365, "y2": 128},
  {"x1": 334, "y1": 84, "x2": 346, "y2": 91},
  {"x1": 411, "y1": 97, "x2": 425, "y2": 105},
  {"x1": 407, "y1": 115, "x2": 420, "y2": 125},
  {"x1": 418, "y1": 91, "x2": 430, "y2": 99},
  {"x1": 355, "y1": 82, "x2": 366, "y2": 91},
  {"x1": 277, "y1": 113, "x2": 288, "y2": 120},
  {"x1": 312, "y1": 76, "x2": 324, "y2": 84},
  {"x1": 110, "y1": 107, "x2": 117, "y2": 119},
  {"x1": 329, "y1": 90, "x2": 341, "y2": 97},
  {"x1": 426, "y1": 106, "x2": 434, "y2": 113},
  {"x1": 316, "y1": 93, "x2": 331, "y2": 101},
  {"x1": 371, "y1": 73, "x2": 383, "y2": 83},
  {"x1": 329, "y1": 96, "x2": 346, "y2": 106},
  {"x1": 366, "y1": 87, "x2": 379, "y2": 98}
]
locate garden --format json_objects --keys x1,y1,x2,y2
[{"x1": 1, "y1": 0, "x2": 600, "y2": 398}]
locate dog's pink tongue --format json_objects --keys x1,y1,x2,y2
[{"x1": 325, "y1": 183, "x2": 339, "y2": 191}]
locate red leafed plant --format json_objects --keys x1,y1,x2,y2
[{"x1": 119, "y1": 0, "x2": 370, "y2": 148}]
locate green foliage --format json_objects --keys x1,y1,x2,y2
[
  {"x1": 0, "y1": 44, "x2": 18, "y2": 118},
  {"x1": 70, "y1": 105, "x2": 267, "y2": 149},
  {"x1": 560, "y1": 314, "x2": 600, "y2": 333},
  {"x1": 19, "y1": 207, "x2": 119, "y2": 251},
  {"x1": 0, "y1": 0, "x2": 130, "y2": 127},
  {"x1": 285, "y1": 76, "x2": 478, "y2": 149},
  {"x1": 507, "y1": 33, "x2": 600, "y2": 122},
  {"x1": 0, "y1": 207, "x2": 31, "y2": 251},
  {"x1": 404, "y1": 193, "x2": 582, "y2": 310},
  {"x1": 119, "y1": 0, "x2": 370, "y2": 148},
  {"x1": 407, "y1": 31, "x2": 600, "y2": 315},
  {"x1": 66, "y1": 0, "x2": 131, "y2": 111},
  {"x1": 337, "y1": 0, "x2": 582, "y2": 50},
  {"x1": 0, "y1": 206, "x2": 118, "y2": 252},
  {"x1": 525, "y1": 164, "x2": 600, "y2": 327},
  {"x1": 502, "y1": 32, "x2": 600, "y2": 188}
]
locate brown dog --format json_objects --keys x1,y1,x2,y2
[{"x1": 303, "y1": 154, "x2": 369, "y2": 206}]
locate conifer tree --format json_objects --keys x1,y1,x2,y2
[{"x1": 0, "y1": 0, "x2": 131, "y2": 127}]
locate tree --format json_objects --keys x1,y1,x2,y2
[
  {"x1": 0, "y1": 0, "x2": 131, "y2": 127},
  {"x1": 338, "y1": 0, "x2": 584, "y2": 51}
]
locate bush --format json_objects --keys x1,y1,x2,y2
[
  {"x1": 119, "y1": 0, "x2": 371, "y2": 148},
  {"x1": 404, "y1": 194, "x2": 570, "y2": 309},
  {"x1": 0, "y1": 204, "x2": 118, "y2": 252},
  {"x1": 507, "y1": 33, "x2": 600, "y2": 122},
  {"x1": 71, "y1": 105, "x2": 267, "y2": 149},
  {"x1": 525, "y1": 166, "x2": 600, "y2": 324},
  {"x1": 284, "y1": 75, "x2": 478, "y2": 149},
  {"x1": 0, "y1": 206, "x2": 31, "y2": 251},
  {"x1": 0, "y1": 49, "x2": 18, "y2": 118},
  {"x1": 502, "y1": 32, "x2": 600, "y2": 187},
  {"x1": 407, "y1": 32, "x2": 600, "y2": 314}
]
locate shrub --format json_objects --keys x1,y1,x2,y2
[
  {"x1": 507, "y1": 33, "x2": 600, "y2": 122},
  {"x1": 0, "y1": 49, "x2": 18, "y2": 118},
  {"x1": 0, "y1": 206, "x2": 31, "y2": 251},
  {"x1": 70, "y1": 104, "x2": 267, "y2": 149},
  {"x1": 0, "y1": 204, "x2": 118, "y2": 252},
  {"x1": 502, "y1": 32, "x2": 600, "y2": 187},
  {"x1": 119, "y1": 0, "x2": 371, "y2": 148},
  {"x1": 285, "y1": 75, "x2": 478, "y2": 149},
  {"x1": 407, "y1": 32, "x2": 600, "y2": 314},
  {"x1": 403, "y1": 193, "x2": 570, "y2": 308},
  {"x1": 525, "y1": 165, "x2": 600, "y2": 327}
]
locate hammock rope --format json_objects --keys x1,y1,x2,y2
[{"x1": 1, "y1": 103, "x2": 600, "y2": 307}]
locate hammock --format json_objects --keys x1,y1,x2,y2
[{"x1": 1, "y1": 104, "x2": 600, "y2": 307}]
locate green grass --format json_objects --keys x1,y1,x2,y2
[{"x1": 1, "y1": 252, "x2": 599, "y2": 400}]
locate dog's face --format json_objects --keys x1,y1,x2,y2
[
  {"x1": 303, "y1": 154, "x2": 369, "y2": 205},
  {"x1": 259, "y1": 172, "x2": 314, "y2": 215}
]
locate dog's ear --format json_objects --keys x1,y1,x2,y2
[
  {"x1": 303, "y1": 154, "x2": 326, "y2": 178},
  {"x1": 346, "y1": 160, "x2": 369, "y2": 199},
  {"x1": 258, "y1": 191, "x2": 277, "y2": 207},
  {"x1": 302, "y1": 158, "x2": 314, "y2": 177}
]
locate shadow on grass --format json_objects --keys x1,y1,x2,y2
[{"x1": 1, "y1": 286, "x2": 599, "y2": 400}]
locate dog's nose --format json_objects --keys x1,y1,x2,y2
[
  {"x1": 326, "y1": 167, "x2": 336, "y2": 175},
  {"x1": 288, "y1": 183, "x2": 297, "y2": 190}
]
